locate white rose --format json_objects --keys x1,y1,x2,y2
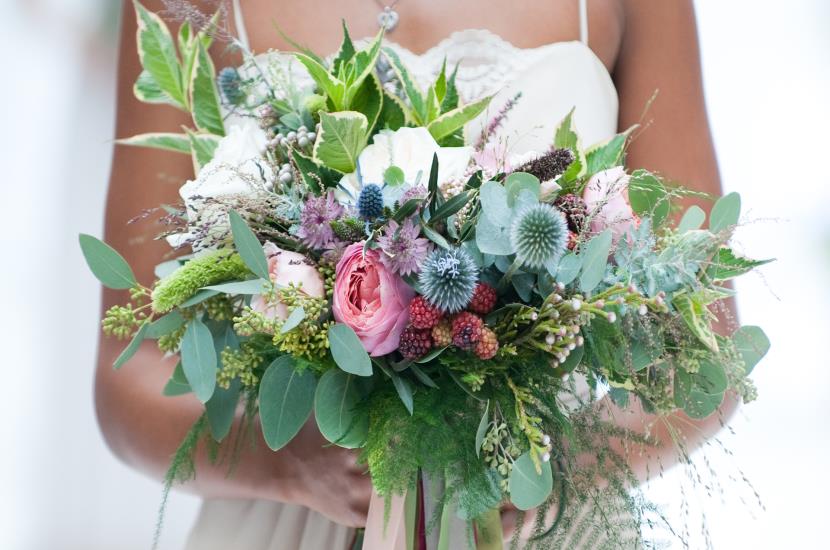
[
  {"x1": 168, "y1": 121, "x2": 273, "y2": 248},
  {"x1": 336, "y1": 127, "x2": 472, "y2": 207}
]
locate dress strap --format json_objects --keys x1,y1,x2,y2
[
  {"x1": 231, "y1": 0, "x2": 251, "y2": 50},
  {"x1": 578, "y1": 0, "x2": 589, "y2": 44}
]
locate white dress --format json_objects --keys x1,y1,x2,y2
[{"x1": 185, "y1": 1, "x2": 623, "y2": 549}]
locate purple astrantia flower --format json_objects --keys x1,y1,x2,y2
[
  {"x1": 376, "y1": 218, "x2": 431, "y2": 276},
  {"x1": 297, "y1": 191, "x2": 345, "y2": 249}
]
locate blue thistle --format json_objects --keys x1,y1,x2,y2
[
  {"x1": 218, "y1": 67, "x2": 244, "y2": 106},
  {"x1": 357, "y1": 184, "x2": 384, "y2": 219},
  {"x1": 510, "y1": 203, "x2": 569, "y2": 269},
  {"x1": 418, "y1": 247, "x2": 479, "y2": 313}
]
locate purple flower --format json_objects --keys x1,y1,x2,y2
[
  {"x1": 400, "y1": 184, "x2": 428, "y2": 204},
  {"x1": 297, "y1": 191, "x2": 345, "y2": 249},
  {"x1": 376, "y1": 218, "x2": 431, "y2": 276}
]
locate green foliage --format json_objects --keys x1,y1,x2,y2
[
  {"x1": 328, "y1": 323, "x2": 373, "y2": 376},
  {"x1": 133, "y1": 1, "x2": 185, "y2": 108},
  {"x1": 189, "y1": 40, "x2": 225, "y2": 136},
  {"x1": 113, "y1": 322, "x2": 149, "y2": 370},
  {"x1": 578, "y1": 229, "x2": 613, "y2": 293},
  {"x1": 79, "y1": 234, "x2": 137, "y2": 290},
  {"x1": 628, "y1": 170, "x2": 670, "y2": 227},
  {"x1": 181, "y1": 317, "x2": 217, "y2": 403},
  {"x1": 731, "y1": 325, "x2": 770, "y2": 375},
  {"x1": 151, "y1": 250, "x2": 249, "y2": 313},
  {"x1": 228, "y1": 211, "x2": 269, "y2": 280},
  {"x1": 508, "y1": 452, "x2": 553, "y2": 510},
  {"x1": 706, "y1": 247, "x2": 773, "y2": 280},
  {"x1": 584, "y1": 126, "x2": 634, "y2": 176},
  {"x1": 116, "y1": 132, "x2": 191, "y2": 154},
  {"x1": 314, "y1": 369, "x2": 370, "y2": 447},
  {"x1": 312, "y1": 111, "x2": 370, "y2": 173},
  {"x1": 709, "y1": 192, "x2": 741, "y2": 233},
  {"x1": 259, "y1": 355, "x2": 317, "y2": 450},
  {"x1": 552, "y1": 109, "x2": 585, "y2": 184},
  {"x1": 677, "y1": 205, "x2": 706, "y2": 233}
]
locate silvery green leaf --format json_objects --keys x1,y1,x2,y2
[
  {"x1": 709, "y1": 192, "x2": 741, "y2": 234},
  {"x1": 328, "y1": 324, "x2": 373, "y2": 376},
  {"x1": 732, "y1": 325, "x2": 770, "y2": 375},
  {"x1": 678, "y1": 205, "x2": 706, "y2": 233},
  {"x1": 504, "y1": 172, "x2": 540, "y2": 207},
  {"x1": 79, "y1": 234, "x2": 137, "y2": 290},
  {"x1": 508, "y1": 452, "x2": 553, "y2": 510},
  {"x1": 578, "y1": 230, "x2": 612, "y2": 293},
  {"x1": 180, "y1": 318, "x2": 217, "y2": 403},
  {"x1": 113, "y1": 322, "x2": 149, "y2": 370},
  {"x1": 475, "y1": 401, "x2": 490, "y2": 458},
  {"x1": 259, "y1": 356, "x2": 316, "y2": 450},
  {"x1": 280, "y1": 307, "x2": 306, "y2": 334},
  {"x1": 228, "y1": 210, "x2": 269, "y2": 280},
  {"x1": 314, "y1": 369, "x2": 368, "y2": 448},
  {"x1": 554, "y1": 252, "x2": 582, "y2": 284},
  {"x1": 202, "y1": 279, "x2": 269, "y2": 295},
  {"x1": 475, "y1": 215, "x2": 513, "y2": 255},
  {"x1": 479, "y1": 180, "x2": 511, "y2": 227}
]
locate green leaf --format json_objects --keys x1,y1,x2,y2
[
  {"x1": 578, "y1": 229, "x2": 612, "y2": 293},
  {"x1": 408, "y1": 363, "x2": 439, "y2": 387},
  {"x1": 479, "y1": 180, "x2": 511, "y2": 227},
  {"x1": 258, "y1": 356, "x2": 317, "y2": 450},
  {"x1": 382, "y1": 46, "x2": 426, "y2": 123},
  {"x1": 228, "y1": 211, "x2": 269, "y2": 280},
  {"x1": 440, "y1": 64, "x2": 460, "y2": 112},
  {"x1": 180, "y1": 288, "x2": 219, "y2": 308},
  {"x1": 379, "y1": 90, "x2": 408, "y2": 131},
  {"x1": 202, "y1": 279, "x2": 268, "y2": 294},
  {"x1": 294, "y1": 52, "x2": 346, "y2": 109},
  {"x1": 133, "y1": 1, "x2": 185, "y2": 108},
  {"x1": 674, "y1": 369, "x2": 724, "y2": 419},
  {"x1": 557, "y1": 344, "x2": 584, "y2": 374},
  {"x1": 475, "y1": 215, "x2": 513, "y2": 255},
  {"x1": 678, "y1": 205, "x2": 706, "y2": 233},
  {"x1": 113, "y1": 322, "x2": 149, "y2": 370},
  {"x1": 206, "y1": 378, "x2": 240, "y2": 441},
  {"x1": 433, "y1": 60, "x2": 448, "y2": 105},
  {"x1": 706, "y1": 248, "x2": 773, "y2": 280},
  {"x1": 504, "y1": 172, "x2": 541, "y2": 208},
  {"x1": 331, "y1": 20, "x2": 356, "y2": 75},
  {"x1": 628, "y1": 170, "x2": 670, "y2": 227},
  {"x1": 427, "y1": 95, "x2": 492, "y2": 142},
  {"x1": 117, "y1": 132, "x2": 190, "y2": 154},
  {"x1": 673, "y1": 291, "x2": 718, "y2": 352},
  {"x1": 732, "y1": 325, "x2": 770, "y2": 375},
  {"x1": 430, "y1": 191, "x2": 470, "y2": 223},
  {"x1": 291, "y1": 149, "x2": 341, "y2": 192},
  {"x1": 185, "y1": 130, "x2": 221, "y2": 171},
  {"x1": 554, "y1": 108, "x2": 578, "y2": 150},
  {"x1": 162, "y1": 362, "x2": 192, "y2": 396},
  {"x1": 392, "y1": 198, "x2": 422, "y2": 222},
  {"x1": 344, "y1": 31, "x2": 384, "y2": 106},
  {"x1": 424, "y1": 86, "x2": 441, "y2": 123},
  {"x1": 350, "y1": 74, "x2": 384, "y2": 134},
  {"x1": 390, "y1": 371, "x2": 414, "y2": 415},
  {"x1": 312, "y1": 111, "x2": 369, "y2": 173},
  {"x1": 180, "y1": 318, "x2": 217, "y2": 403},
  {"x1": 328, "y1": 324, "x2": 373, "y2": 376},
  {"x1": 508, "y1": 452, "x2": 553, "y2": 510},
  {"x1": 280, "y1": 306, "x2": 306, "y2": 334},
  {"x1": 314, "y1": 369, "x2": 368, "y2": 448},
  {"x1": 79, "y1": 234, "x2": 137, "y2": 290},
  {"x1": 133, "y1": 70, "x2": 179, "y2": 106},
  {"x1": 554, "y1": 252, "x2": 582, "y2": 285},
  {"x1": 475, "y1": 401, "x2": 490, "y2": 458},
  {"x1": 145, "y1": 311, "x2": 185, "y2": 339},
  {"x1": 695, "y1": 359, "x2": 728, "y2": 395},
  {"x1": 709, "y1": 192, "x2": 741, "y2": 233},
  {"x1": 420, "y1": 222, "x2": 452, "y2": 250},
  {"x1": 585, "y1": 128, "x2": 633, "y2": 175},
  {"x1": 189, "y1": 41, "x2": 225, "y2": 136}
]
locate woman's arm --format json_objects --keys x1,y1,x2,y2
[
  {"x1": 95, "y1": 0, "x2": 371, "y2": 526},
  {"x1": 608, "y1": 0, "x2": 738, "y2": 480}
]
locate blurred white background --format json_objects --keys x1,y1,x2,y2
[{"x1": 1, "y1": 1, "x2": 828, "y2": 549}]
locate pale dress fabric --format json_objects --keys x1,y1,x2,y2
[{"x1": 184, "y1": 1, "x2": 629, "y2": 549}]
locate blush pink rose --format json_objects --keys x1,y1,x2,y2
[
  {"x1": 582, "y1": 166, "x2": 639, "y2": 243},
  {"x1": 251, "y1": 242, "x2": 324, "y2": 320},
  {"x1": 332, "y1": 242, "x2": 415, "y2": 356}
]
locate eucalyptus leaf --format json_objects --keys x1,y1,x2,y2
[
  {"x1": 113, "y1": 322, "x2": 149, "y2": 370},
  {"x1": 328, "y1": 324, "x2": 373, "y2": 376},
  {"x1": 578, "y1": 230, "x2": 612, "y2": 293},
  {"x1": 79, "y1": 234, "x2": 137, "y2": 290},
  {"x1": 732, "y1": 325, "x2": 770, "y2": 375},
  {"x1": 479, "y1": 180, "x2": 511, "y2": 227},
  {"x1": 202, "y1": 279, "x2": 268, "y2": 295},
  {"x1": 228, "y1": 210, "x2": 269, "y2": 280},
  {"x1": 384, "y1": 166, "x2": 405, "y2": 187},
  {"x1": 678, "y1": 205, "x2": 706, "y2": 233},
  {"x1": 180, "y1": 318, "x2": 217, "y2": 403},
  {"x1": 205, "y1": 378, "x2": 240, "y2": 442},
  {"x1": 504, "y1": 172, "x2": 540, "y2": 207},
  {"x1": 475, "y1": 215, "x2": 513, "y2": 256},
  {"x1": 280, "y1": 306, "x2": 306, "y2": 334},
  {"x1": 259, "y1": 356, "x2": 316, "y2": 450},
  {"x1": 145, "y1": 311, "x2": 185, "y2": 339},
  {"x1": 314, "y1": 369, "x2": 368, "y2": 448},
  {"x1": 554, "y1": 252, "x2": 582, "y2": 285},
  {"x1": 409, "y1": 364, "x2": 439, "y2": 388},
  {"x1": 162, "y1": 362, "x2": 192, "y2": 396},
  {"x1": 508, "y1": 452, "x2": 553, "y2": 510},
  {"x1": 179, "y1": 289, "x2": 219, "y2": 308},
  {"x1": 390, "y1": 371, "x2": 414, "y2": 415},
  {"x1": 709, "y1": 192, "x2": 741, "y2": 233}
]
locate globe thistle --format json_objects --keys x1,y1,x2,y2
[
  {"x1": 357, "y1": 184, "x2": 384, "y2": 219},
  {"x1": 297, "y1": 191, "x2": 345, "y2": 249},
  {"x1": 510, "y1": 203, "x2": 569, "y2": 269},
  {"x1": 376, "y1": 218, "x2": 431, "y2": 276},
  {"x1": 512, "y1": 147, "x2": 575, "y2": 183},
  {"x1": 418, "y1": 247, "x2": 479, "y2": 313},
  {"x1": 217, "y1": 67, "x2": 244, "y2": 106}
]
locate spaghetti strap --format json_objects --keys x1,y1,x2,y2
[
  {"x1": 579, "y1": 0, "x2": 589, "y2": 44},
  {"x1": 232, "y1": 0, "x2": 251, "y2": 50}
]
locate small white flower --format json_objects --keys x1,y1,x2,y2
[
  {"x1": 541, "y1": 452, "x2": 551, "y2": 462},
  {"x1": 638, "y1": 304, "x2": 648, "y2": 316},
  {"x1": 542, "y1": 434, "x2": 551, "y2": 446},
  {"x1": 571, "y1": 299, "x2": 582, "y2": 311},
  {"x1": 607, "y1": 312, "x2": 617, "y2": 323}
]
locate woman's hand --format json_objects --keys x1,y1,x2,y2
[{"x1": 275, "y1": 419, "x2": 373, "y2": 527}]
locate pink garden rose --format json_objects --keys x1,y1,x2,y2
[
  {"x1": 332, "y1": 242, "x2": 415, "y2": 356},
  {"x1": 251, "y1": 242, "x2": 324, "y2": 320},
  {"x1": 582, "y1": 166, "x2": 639, "y2": 243}
]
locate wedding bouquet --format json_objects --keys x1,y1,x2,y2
[{"x1": 82, "y1": 3, "x2": 771, "y2": 548}]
